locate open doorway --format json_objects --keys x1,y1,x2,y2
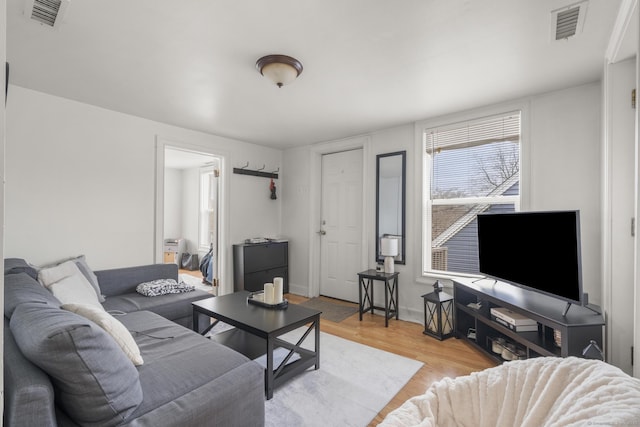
[{"x1": 164, "y1": 146, "x2": 221, "y2": 295}]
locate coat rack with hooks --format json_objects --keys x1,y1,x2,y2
[{"x1": 233, "y1": 162, "x2": 279, "y2": 179}]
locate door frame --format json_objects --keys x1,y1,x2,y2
[
  {"x1": 602, "y1": 0, "x2": 639, "y2": 377},
  {"x1": 307, "y1": 136, "x2": 371, "y2": 297},
  {"x1": 154, "y1": 136, "x2": 232, "y2": 295}
]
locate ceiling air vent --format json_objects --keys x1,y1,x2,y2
[
  {"x1": 551, "y1": 1, "x2": 588, "y2": 41},
  {"x1": 24, "y1": 0, "x2": 70, "y2": 28}
]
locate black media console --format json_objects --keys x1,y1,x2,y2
[{"x1": 453, "y1": 278, "x2": 605, "y2": 362}]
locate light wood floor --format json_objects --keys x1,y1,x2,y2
[{"x1": 179, "y1": 270, "x2": 496, "y2": 425}]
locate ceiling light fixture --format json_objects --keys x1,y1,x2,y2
[{"x1": 256, "y1": 55, "x2": 303, "y2": 88}]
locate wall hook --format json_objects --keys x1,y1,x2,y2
[{"x1": 232, "y1": 162, "x2": 279, "y2": 179}]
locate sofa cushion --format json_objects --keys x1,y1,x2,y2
[
  {"x1": 118, "y1": 310, "x2": 264, "y2": 423},
  {"x1": 96, "y1": 263, "x2": 179, "y2": 296},
  {"x1": 4, "y1": 258, "x2": 38, "y2": 280},
  {"x1": 62, "y1": 303, "x2": 144, "y2": 366},
  {"x1": 10, "y1": 302, "x2": 143, "y2": 426},
  {"x1": 38, "y1": 261, "x2": 103, "y2": 309},
  {"x1": 4, "y1": 272, "x2": 61, "y2": 319},
  {"x1": 102, "y1": 289, "x2": 211, "y2": 322},
  {"x1": 3, "y1": 320, "x2": 57, "y2": 427}
]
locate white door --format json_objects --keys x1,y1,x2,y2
[{"x1": 319, "y1": 149, "x2": 363, "y2": 302}]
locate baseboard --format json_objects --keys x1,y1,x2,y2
[
  {"x1": 288, "y1": 282, "x2": 309, "y2": 297},
  {"x1": 286, "y1": 282, "x2": 424, "y2": 326},
  {"x1": 399, "y1": 306, "x2": 423, "y2": 325}
]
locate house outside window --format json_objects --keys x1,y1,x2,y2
[{"x1": 422, "y1": 111, "x2": 521, "y2": 276}]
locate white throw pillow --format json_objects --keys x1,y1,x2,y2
[
  {"x1": 62, "y1": 303, "x2": 144, "y2": 366},
  {"x1": 38, "y1": 261, "x2": 102, "y2": 309}
]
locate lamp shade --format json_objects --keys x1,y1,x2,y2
[{"x1": 380, "y1": 237, "x2": 398, "y2": 257}]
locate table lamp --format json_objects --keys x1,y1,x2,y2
[{"x1": 380, "y1": 237, "x2": 398, "y2": 273}]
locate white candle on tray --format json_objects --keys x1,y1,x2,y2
[
  {"x1": 264, "y1": 283, "x2": 274, "y2": 304},
  {"x1": 273, "y1": 277, "x2": 284, "y2": 303}
]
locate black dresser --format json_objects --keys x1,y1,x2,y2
[{"x1": 233, "y1": 241, "x2": 289, "y2": 293}]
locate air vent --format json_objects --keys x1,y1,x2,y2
[
  {"x1": 24, "y1": 0, "x2": 70, "y2": 28},
  {"x1": 551, "y1": 1, "x2": 588, "y2": 41}
]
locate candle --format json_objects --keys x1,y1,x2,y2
[
  {"x1": 273, "y1": 277, "x2": 284, "y2": 303},
  {"x1": 264, "y1": 283, "x2": 274, "y2": 304}
]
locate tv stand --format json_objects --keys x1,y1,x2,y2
[
  {"x1": 453, "y1": 278, "x2": 605, "y2": 362},
  {"x1": 472, "y1": 276, "x2": 497, "y2": 285},
  {"x1": 562, "y1": 302, "x2": 601, "y2": 317},
  {"x1": 583, "y1": 303, "x2": 602, "y2": 315}
]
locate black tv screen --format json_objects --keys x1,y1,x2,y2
[{"x1": 477, "y1": 210, "x2": 583, "y2": 305}]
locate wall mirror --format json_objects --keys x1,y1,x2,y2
[{"x1": 376, "y1": 150, "x2": 406, "y2": 265}]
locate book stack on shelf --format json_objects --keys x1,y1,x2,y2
[{"x1": 490, "y1": 307, "x2": 538, "y2": 332}]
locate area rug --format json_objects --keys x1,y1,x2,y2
[
  {"x1": 265, "y1": 330, "x2": 423, "y2": 427},
  {"x1": 178, "y1": 273, "x2": 214, "y2": 293},
  {"x1": 298, "y1": 297, "x2": 358, "y2": 323}
]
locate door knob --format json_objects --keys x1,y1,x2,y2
[{"x1": 317, "y1": 230, "x2": 326, "y2": 235}]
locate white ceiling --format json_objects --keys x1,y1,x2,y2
[{"x1": 6, "y1": 0, "x2": 627, "y2": 149}]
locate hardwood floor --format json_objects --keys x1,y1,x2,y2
[{"x1": 285, "y1": 294, "x2": 496, "y2": 426}]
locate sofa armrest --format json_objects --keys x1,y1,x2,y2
[
  {"x1": 95, "y1": 264, "x2": 179, "y2": 297},
  {"x1": 3, "y1": 320, "x2": 57, "y2": 427}
]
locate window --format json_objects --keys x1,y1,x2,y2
[
  {"x1": 199, "y1": 167, "x2": 218, "y2": 251},
  {"x1": 422, "y1": 111, "x2": 521, "y2": 276}
]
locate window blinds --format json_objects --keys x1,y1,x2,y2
[{"x1": 425, "y1": 111, "x2": 521, "y2": 154}]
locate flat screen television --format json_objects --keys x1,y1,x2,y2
[{"x1": 477, "y1": 210, "x2": 583, "y2": 310}]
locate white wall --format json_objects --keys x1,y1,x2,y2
[
  {"x1": 164, "y1": 168, "x2": 183, "y2": 240},
  {"x1": 283, "y1": 82, "x2": 603, "y2": 324},
  {"x1": 5, "y1": 86, "x2": 283, "y2": 277},
  {"x1": 181, "y1": 167, "x2": 200, "y2": 254},
  {"x1": 368, "y1": 126, "x2": 416, "y2": 311},
  {"x1": 528, "y1": 83, "x2": 603, "y2": 302},
  {"x1": 5, "y1": 81, "x2": 607, "y2": 340},
  {"x1": 281, "y1": 147, "x2": 312, "y2": 295}
]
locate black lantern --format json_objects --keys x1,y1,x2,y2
[{"x1": 421, "y1": 281, "x2": 454, "y2": 340}]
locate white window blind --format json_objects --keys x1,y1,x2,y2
[{"x1": 426, "y1": 112, "x2": 520, "y2": 153}]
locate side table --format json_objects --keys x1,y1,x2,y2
[{"x1": 357, "y1": 269, "x2": 399, "y2": 327}]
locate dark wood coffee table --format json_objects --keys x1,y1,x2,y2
[{"x1": 192, "y1": 291, "x2": 321, "y2": 399}]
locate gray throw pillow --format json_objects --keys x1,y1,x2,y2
[
  {"x1": 4, "y1": 258, "x2": 38, "y2": 280},
  {"x1": 10, "y1": 302, "x2": 143, "y2": 425},
  {"x1": 71, "y1": 255, "x2": 105, "y2": 303},
  {"x1": 4, "y1": 273, "x2": 61, "y2": 318}
]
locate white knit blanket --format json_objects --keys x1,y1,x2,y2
[{"x1": 379, "y1": 356, "x2": 640, "y2": 427}]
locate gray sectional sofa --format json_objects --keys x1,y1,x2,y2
[{"x1": 3, "y1": 258, "x2": 265, "y2": 427}]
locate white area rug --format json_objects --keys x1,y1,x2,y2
[
  {"x1": 264, "y1": 330, "x2": 423, "y2": 427},
  {"x1": 178, "y1": 273, "x2": 214, "y2": 293}
]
